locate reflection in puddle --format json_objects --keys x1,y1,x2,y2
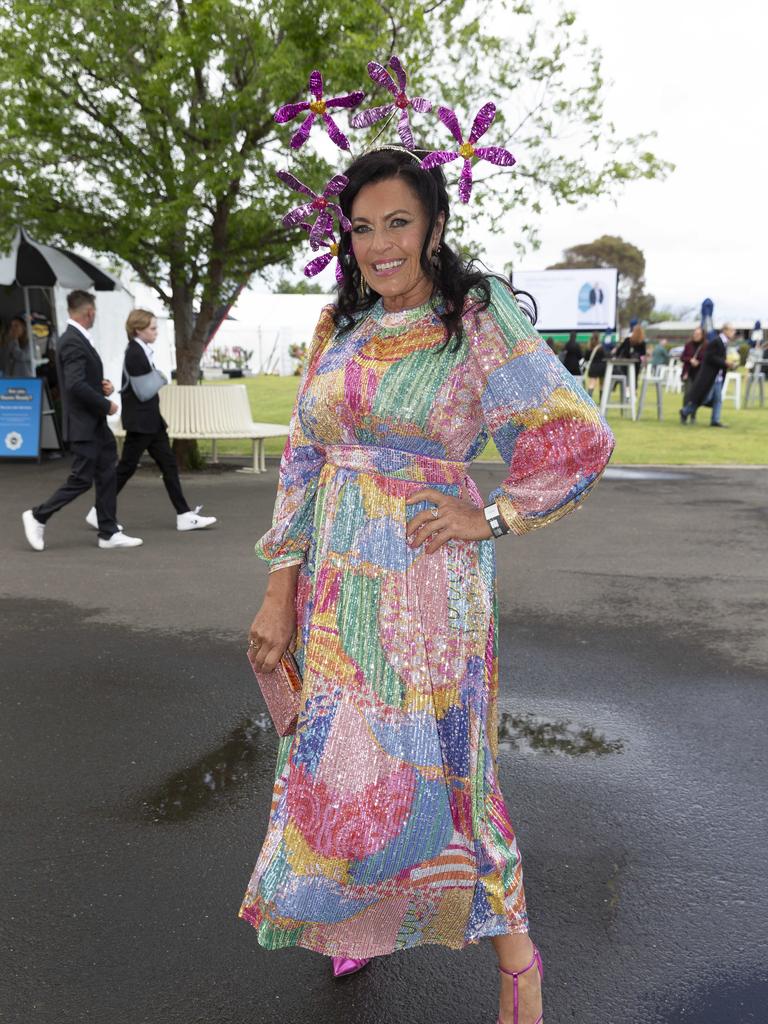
[
  {"x1": 498, "y1": 713, "x2": 624, "y2": 756},
  {"x1": 142, "y1": 711, "x2": 622, "y2": 822},
  {"x1": 142, "y1": 714, "x2": 275, "y2": 821}
]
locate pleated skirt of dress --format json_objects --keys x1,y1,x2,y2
[{"x1": 239, "y1": 446, "x2": 528, "y2": 957}]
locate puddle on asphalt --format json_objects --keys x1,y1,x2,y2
[
  {"x1": 142, "y1": 710, "x2": 622, "y2": 822},
  {"x1": 498, "y1": 713, "x2": 624, "y2": 756},
  {"x1": 604, "y1": 467, "x2": 692, "y2": 481},
  {"x1": 141, "y1": 714, "x2": 276, "y2": 821}
]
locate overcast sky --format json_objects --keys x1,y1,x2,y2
[{"x1": 483, "y1": 0, "x2": 767, "y2": 321}]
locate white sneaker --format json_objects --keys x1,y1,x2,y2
[
  {"x1": 177, "y1": 505, "x2": 217, "y2": 532},
  {"x1": 98, "y1": 532, "x2": 143, "y2": 549},
  {"x1": 85, "y1": 506, "x2": 123, "y2": 531},
  {"x1": 22, "y1": 509, "x2": 45, "y2": 551}
]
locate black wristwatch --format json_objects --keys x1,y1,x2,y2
[{"x1": 483, "y1": 502, "x2": 510, "y2": 538}]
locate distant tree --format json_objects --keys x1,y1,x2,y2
[
  {"x1": 547, "y1": 235, "x2": 655, "y2": 327},
  {"x1": 646, "y1": 304, "x2": 697, "y2": 324},
  {"x1": 273, "y1": 277, "x2": 329, "y2": 295}
]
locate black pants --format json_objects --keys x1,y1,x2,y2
[
  {"x1": 33, "y1": 424, "x2": 119, "y2": 539},
  {"x1": 116, "y1": 429, "x2": 190, "y2": 514}
]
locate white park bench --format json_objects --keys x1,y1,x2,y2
[{"x1": 111, "y1": 383, "x2": 289, "y2": 473}]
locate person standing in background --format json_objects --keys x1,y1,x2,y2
[
  {"x1": 22, "y1": 291, "x2": 143, "y2": 550},
  {"x1": 583, "y1": 332, "x2": 608, "y2": 398},
  {"x1": 680, "y1": 324, "x2": 735, "y2": 427},
  {"x1": 5, "y1": 317, "x2": 33, "y2": 377},
  {"x1": 615, "y1": 324, "x2": 647, "y2": 383},
  {"x1": 650, "y1": 336, "x2": 670, "y2": 369},
  {"x1": 561, "y1": 332, "x2": 583, "y2": 376},
  {"x1": 89, "y1": 308, "x2": 217, "y2": 533},
  {"x1": 680, "y1": 326, "x2": 707, "y2": 415}
]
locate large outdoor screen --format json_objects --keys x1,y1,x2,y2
[{"x1": 510, "y1": 268, "x2": 619, "y2": 331}]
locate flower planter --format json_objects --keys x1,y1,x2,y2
[{"x1": 223, "y1": 368, "x2": 244, "y2": 378}]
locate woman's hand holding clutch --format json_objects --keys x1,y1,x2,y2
[{"x1": 248, "y1": 564, "x2": 299, "y2": 672}]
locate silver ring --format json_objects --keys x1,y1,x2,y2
[{"x1": 431, "y1": 507, "x2": 440, "y2": 519}]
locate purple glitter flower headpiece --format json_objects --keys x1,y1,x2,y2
[
  {"x1": 277, "y1": 170, "x2": 350, "y2": 249},
  {"x1": 421, "y1": 103, "x2": 516, "y2": 203},
  {"x1": 274, "y1": 70, "x2": 364, "y2": 151},
  {"x1": 273, "y1": 58, "x2": 517, "y2": 276},
  {"x1": 297, "y1": 222, "x2": 344, "y2": 284},
  {"x1": 350, "y1": 57, "x2": 433, "y2": 150}
]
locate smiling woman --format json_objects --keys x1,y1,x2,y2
[
  {"x1": 240, "y1": 142, "x2": 614, "y2": 1024},
  {"x1": 335, "y1": 148, "x2": 490, "y2": 347},
  {"x1": 349, "y1": 178, "x2": 444, "y2": 310}
]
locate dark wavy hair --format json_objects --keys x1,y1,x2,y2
[{"x1": 333, "y1": 148, "x2": 493, "y2": 350}]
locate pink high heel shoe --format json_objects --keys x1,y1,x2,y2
[
  {"x1": 331, "y1": 956, "x2": 371, "y2": 978},
  {"x1": 496, "y1": 944, "x2": 543, "y2": 1024}
]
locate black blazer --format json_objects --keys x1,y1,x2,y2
[
  {"x1": 55, "y1": 324, "x2": 112, "y2": 442},
  {"x1": 562, "y1": 338, "x2": 583, "y2": 375},
  {"x1": 120, "y1": 339, "x2": 166, "y2": 434},
  {"x1": 687, "y1": 335, "x2": 729, "y2": 407}
]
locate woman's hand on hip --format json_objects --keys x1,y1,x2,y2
[
  {"x1": 248, "y1": 566, "x2": 299, "y2": 672},
  {"x1": 406, "y1": 487, "x2": 492, "y2": 555}
]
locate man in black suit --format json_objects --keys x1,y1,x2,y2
[
  {"x1": 22, "y1": 290, "x2": 143, "y2": 550},
  {"x1": 680, "y1": 323, "x2": 735, "y2": 427}
]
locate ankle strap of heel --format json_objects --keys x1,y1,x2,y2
[
  {"x1": 498, "y1": 945, "x2": 543, "y2": 1024},
  {"x1": 498, "y1": 944, "x2": 542, "y2": 980}
]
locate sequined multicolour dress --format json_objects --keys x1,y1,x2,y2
[{"x1": 239, "y1": 277, "x2": 614, "y2": 957}]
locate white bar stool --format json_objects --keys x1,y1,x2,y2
[
  {"x1": 722, "y1": 371, "x2": 742, "y2": 410},
  {"x1": 744, "y1": 364, "x2": 766, "y2": 408},
  {"x1": 665, "y1": 361, "x2": 683, "y2": 393},
  {"x1": 600, "y1": 360, "x2": 637, "y2": 420},
  {"x1": 637, "y1": 366, "x2": 665, "y2": 419}
]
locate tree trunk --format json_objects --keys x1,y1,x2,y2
[{"x1": 170, "y1": 281, "x2": 206, "y2": 470}]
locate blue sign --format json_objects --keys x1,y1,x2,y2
[{"x1": 0, "y1": 378, "x2": 42, "y2": 458}]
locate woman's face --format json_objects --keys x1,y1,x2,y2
[
  {"x1": 9, "y1": 319, "x2": 25, "y2": 339},
  {"x1": 350, "y1": 176, "x2": 444, "y2": 311},
  {"x1": 136, "y1": 318, "x2": 158, "y2": 344},
  {"x1": 692, "y1": 327, "x2": 703, "y2": 341}
]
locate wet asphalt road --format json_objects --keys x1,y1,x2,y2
[{"x1": 1, "y1": 458, "x2": 767, "y2": 1024}]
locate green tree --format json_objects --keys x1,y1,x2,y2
[
  {"x1": 273, "y1": 276, "x2": 329, "y2": 295},
  {"x1": 547, "y1": 235, "x2": 655, "y2": 326},
  {"x1": 0, "y1": 1, "x2": 671, "y2": 463},
  {"x1": 646, "y1": 304, "x2": 697, "y2": 324}
]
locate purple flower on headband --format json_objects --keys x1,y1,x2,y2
[
  {"x1": 297, "y1": 223, "x2": 344, "y2": 284},
  {"x1": 350, "y1": 56, "x2": 433, "y2": 150},
  {"x1": 277, "y1": 171, "x2": 351, "y2": 247},
  {"x1": 274, "y1": 70, "x2": 364, "y2": 151},
  {"x1": 421, "y1": 103, "x2": 516, "y2": 203}
]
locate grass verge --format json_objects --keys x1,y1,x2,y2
[{"x1": 196, "y1": 373, "x2": 768, "y2": 466}]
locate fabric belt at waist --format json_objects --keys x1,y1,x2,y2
[{"x1": 324, "y1": 444, "x2": 469, "y2": 486}]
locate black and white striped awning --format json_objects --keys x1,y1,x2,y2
[{"x1": 0, "y1": 227, "x2": 122, "y2": 291}]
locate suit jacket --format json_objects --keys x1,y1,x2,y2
[
  {"x1": 120, "y1": 339, "x2": 166, "y2": 434},
  {"x1": 687, "y1": 335, "x2": 729, "y2": 407},
  {"x1": 55, "y1": 324, "x2": 112, "y2": 443}
]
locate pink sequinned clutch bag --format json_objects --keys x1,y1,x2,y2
[{"x1": 247, "y1": 648, "x2": 303, "y2": 736}]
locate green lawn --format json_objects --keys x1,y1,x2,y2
[{"x1": 198, "y1": 372, "x2": 767, "y2": 465}]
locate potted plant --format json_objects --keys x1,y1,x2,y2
[
  {"x1": 289, "y1": 342, "x2": 308, "y2": 376},
  {"x1": 224, "y1": 345, "x2": 254, "y2": 378}
]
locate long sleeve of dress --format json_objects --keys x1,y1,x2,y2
[
  {"x1": 255, "y1": 306, "x2": 336, "y2": 571},
  {"x1": 469, "y1": 277, "x2": 614, "y2": 535}
]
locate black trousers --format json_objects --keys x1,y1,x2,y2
[
  {"x1": 33, "y1": 424, "x2": 119, "y2": 539},
  {"x1": 116, "y1": 429, "x2": 190, "y2": 514}
]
